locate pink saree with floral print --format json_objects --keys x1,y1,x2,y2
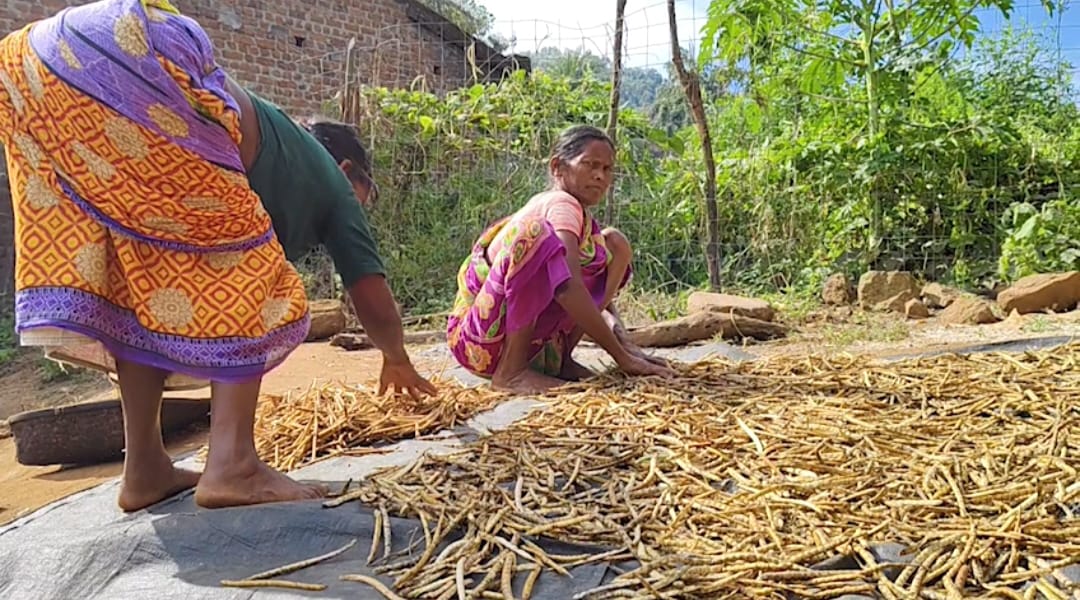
[{"x1": 447, "y1": 210, "x2": 630, "y2": 378}]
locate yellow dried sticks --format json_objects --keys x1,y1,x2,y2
[
  {"x1": 251, "y1": 378, "x2": 507, "y2": 471},
  {"x1": 322, "y1": 344, "x2": 1080, "y2": 599}
]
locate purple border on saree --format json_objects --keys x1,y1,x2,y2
[
  {"x1": 16, "y1": 287, "x2": 310, "y2": 382},
  {"x1": 57, "y1": 178, "x2": 274, "y2": 254}
]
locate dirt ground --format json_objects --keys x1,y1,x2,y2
[
  {"x1": 0, "y1": 345, "x2": 440, "y2": 525},
  {"x1": 760, "y1": 304, "x2": 1080, "y2": 358},
  {"x1": 0, "y1": 336, "x2": 459, "y2": 422},
  {"x1": 0, "y1": 307, "x2": 1076, "y2": 525}
]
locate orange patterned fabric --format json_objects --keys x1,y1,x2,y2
[
  {"x1": 7, "y1": 40, "x2": 269, "y2": 250},
  {"x1": 0, "y1": 16, "x2": 309, "y2": 383}
]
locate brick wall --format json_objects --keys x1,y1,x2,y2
[
  {"x1": 0, "y1": 0, "x2": 492, "y2": 304},
  {"x1": 0, "y1": 0, "x2": 475, "y2": 114}
]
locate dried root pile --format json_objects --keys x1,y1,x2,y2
[
  {"x1": 253, "y1": 379, "x2": 506, "y2": 471},
  {"x1": 333, "y1": 344, "x2": 1080, "y2": 599}
]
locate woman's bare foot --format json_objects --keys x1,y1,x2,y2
[
  {"x1": 492, "y1": 369, "x2": 565, "y2": 395},
  {"x1": 118, "y1": 463, "x2": 202, "y2": 512},
  {"x1": 194, "y1": 457, "x2": 327, "y2": 509},
  {"x1": 558, "y1": 359, "x2": 596, "y2": 382}
]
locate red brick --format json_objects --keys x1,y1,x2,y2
[{"x1": 2, "y1": 0, "x2": 474, "y2": 115}]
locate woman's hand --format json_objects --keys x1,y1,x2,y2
[
  {"x1": 348, "y1": 274, "x2": 437, "y2": 399},
  {"x1": 616, "y1": 352, "x2": 677, "y2": 378},
  {"x1": 626, "y1": 343, "x2": 672, "y2": 368},
  {"x1": 379, "y1": 358, "x2": 438, "y2": 399},
  {"x1": 607, "y1": 312, "x2": 671, "y2": 369}
]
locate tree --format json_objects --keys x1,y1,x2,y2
[
  {"x1": 418, "y1": 0, "x2": 496, "y2": 38},
  {"x1": 699, "y1": 0, "x2": 1057, "y2": 137},
  {"x1": 529, "y1": 47, "x2": 612, "y2": 81},
  {"x1": 669, "y1": 0, "x2": 722, "y2": 290},
  {"x1": 698, "y1": 0, "x2": 1057, "y2": 263},
  {"x1": 649, "y1": 60, "x2": 729, "y2": 134},
  {"x1": 528, "y1": 48, "x2": 667, "y2": 111},
  {"x1": 621, "y1": 67, "x2": 665, "y2": 109}
]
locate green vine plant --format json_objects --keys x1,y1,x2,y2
[{"x1": 321, "y1": 2, "x2": 1077, "y2": 314}]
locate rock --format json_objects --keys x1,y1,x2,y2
[
  {"x1": 904, "y1": 299, "x2": 930, "y2": 320},
  {"x1": 821, "y1": 273, "x2": 854, "y2": 305},
  {"x1": 329, "y1": 332, "x2": 372, "y2": 351},
  {"x1": 996, "y1": 272, "x2": 1080, "y2": 315},
  {"x1": 831, "y1": 305, "x2": 855, "y2": 319},
  {"x1": 686, "y1": 291, "x2": 775, "y2": 322},
  {"x1": 874, "y1": 290, "x2": 916, "y2": 314},
  {"x1": 306, "y1": 299, "x2": 347, "y2": 341},
  {"x1": 858, "y1": 271, "x2": 919, "y2": 310},
  {"x1": 331, "y1": 329, "x2": 446, "y2": 351},
  {"x1": 939, "y1": 296, "x2": 1000, "y2": 325},
  {"x1": 921, "y1": 282, "x2": 960, "y2": 309},
  {"x1": 626, "y1": 311, "x2": 788, "y2": 348},
  {"x1": 1000, "y1": 308, "x2": 1026, "y2": 328}
]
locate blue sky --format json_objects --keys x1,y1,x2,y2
[
  {"x1": 482, "y1": 0, "x2": 1078, "y2": 84},
  {"x1": 484, "y1": 0, "x2": 708, "y2": 69},
  {"x1": 976, "y1": 2, "x2": 1079, "y2": 85}
]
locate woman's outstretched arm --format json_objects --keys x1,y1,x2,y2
[{"x1": 552, "y1": 232, "x2": 673, "y2": 378}]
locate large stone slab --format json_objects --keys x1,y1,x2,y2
[
  {"x1": 939, "y1": 296, "x2": 1000, "y2": 325},
  {"x1": 822, "y1": 273, "x2": 854, "y2": 305},
  {"x1": 686, "y1": 291, "x2": 776, "y2": 322},
  {"x1": 874, "y1": 290, "x2": 917, "y2": 314},
  {"x1": 904, "y1": 298, "x2": 930, "y2": 320},
  {"x1": 997, "y1": 272, "x2": 1080, "y2": 314},
  {"x1": 921, "y1": 282, "x2": 960, "y2": 309},
  {"x1": 858, "y1": 271, "x2": 920, "y2": 311}
]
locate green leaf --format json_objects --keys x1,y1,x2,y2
[
  {"x1": 1014, "y1": 214, "x2": 1039, "y2": 240},
  {"x1": 418, "y1": 115, "x2": 435, "y2": 134},
  {"x1": 800, "y1": 57, "x2": 845, "y2": 94},
  {"x1": 1062, "y1": 248, "x2": 1080, "y2": 266},
  {"x1": 742, "y1": 99, "x2": 763, "y2": 134}
]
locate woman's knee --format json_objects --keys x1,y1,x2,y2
[{"x1": 602, "y1": 228, "x2": 632, "y2": 261}]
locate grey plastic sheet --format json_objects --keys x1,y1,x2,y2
[
  {"x1": 878, "y1": 334, "x2": 1076, "y2": 362},
  {"x1": 1, "y1": 337, "x2": 1073, "y2": 599},
  {"x1": 0, "y1": 482, "x2": 617, "y2": 599}
]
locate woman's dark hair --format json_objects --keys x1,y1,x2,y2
[
  {"x1": 303, "y1": 117, "x2": 378, "y2": 200},
  {"x1": 549, "y1": 125, "x2": 615, "y2": 169}
]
